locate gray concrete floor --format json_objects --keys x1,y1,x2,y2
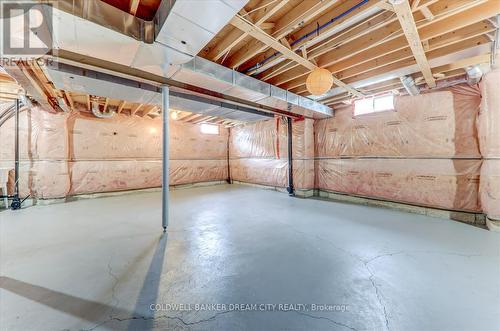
[{"x1": 1, "y1": 184, "x2": 499, "y2": 331}]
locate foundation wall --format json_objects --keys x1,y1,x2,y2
[
  {"x1": 0, "y1": 107, "x2": 228, "y2": 198},
  {"x1": 479, "y1": 69, "x2": 500, "y2": 222},
  {"x1": 229, "y1": 117, "x2": 315, "y2": 190},
  {"x1": 2, "y1": 81, "x2": 498, "y2": 224},
  {"x1": 314, "y1": 86, "x2": 483, "y2": 212}
]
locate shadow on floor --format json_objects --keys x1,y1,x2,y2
[
  {"x1": 0, "y1": 276, "x2": 131, "y2": 325},
  {"x1": 0, "y1": 233, "x2": 170, "y2": 331},
  {"x1": 128, "y1": 233, "x2": 168, "y2": 330}
]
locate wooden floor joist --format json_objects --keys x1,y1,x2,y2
[
  {"x1": 230, "y1": 14, "x2": 364, "y2": 97},
  {"x1": 391, "y1": 0, "x2": 436, "y2": 87}
]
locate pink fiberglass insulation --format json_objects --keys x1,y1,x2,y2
[
  {"x1": 479, "y1": 69, "x2": 500, "y2": 220},
  {"x1": 229, "y1": 117, "x2": 315, "y2": 189},
  {"x1": 314, "y1": 88, "x2": 481, "y2": 158},
  {"x1": 313, "y1": 84, "x2": 484, "y2": 212},
  {"x1": 0, "y1": 106, "x2": 228, "y2": 198},
  {"x1": 480, "y1": 160, "x2": 500, "y2": 220},
  {"x1": 316, "y1": 158, "x2": 481, "y2": 212}
]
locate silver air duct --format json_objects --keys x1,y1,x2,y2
[
  {"x1": 400, "y1": 75, "x2": 420, "y2": 96},
  {"x1": 91, "y1": 101, "x2": 116, "y2": 118},
  {"x1": 4, "y1": 0, "x2": 332, "y2": 119},
  {"x1": 19, "y1": 94, "x2": 33, "y2": 108},
  {"x1": 465, "y1": 65, "x2": 483, "y2": 85}
]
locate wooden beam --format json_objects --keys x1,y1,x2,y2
[
  {"x1": 259, "y1": 22, "x2": 275, "y2": 30},
  {"x1": 263, "y1": 0, "x2": 484, "y2": 87},
  {"x1": 420, "y1": 6, "x2": 434, "y2": 21},
  {"x1": 327, "y1": 53, "x2": 490, "y2": 104},
  {"x1": 246, "y1": 0, "x2": 385, "y2": 75},
  {"x1": 377, "y1": 1, "x2": 394, "y2": 11},
  {"x1": 0, "y1": 72, "x2": 15, "y2": 82},
  {"x1": 64, "y1": 91, "x2": 75, "y2": 111},
  {"x1": 392, "y1": 0, "x2": 436, "y2": 87},
  {"x1": 131, "y1": 103, "x2": 143, "y2": 115},
  {"x1": 103, "y1": 97, "x2": 109, "y2": 113},
  {"x1": 207, "y1": 0, "x2": 290, "y2": 61},
  {"x1": 230, "y1": 14, "x2": 363, "y2": 97},
  {"x1": 274, "y1": 0, "x2": 493, "y2": 90},
  {"x1": 332, "y1": 24, "x2": 494, "y2": 81},
  {"x1": 141, "y1": 105, "x2": 156, "y2": 117},
  {"x1": 86, "y1": 95, "x2": 91, "y2": 111},
  {"x1": 192, "y1": 115, "x2": 214, "y2": 124},
  {"x1": 255, "y1": 10, "x2": 395, "y2": 79},
  {"x1": 227, "y1": 0, "x2": 339, "y2": 69},
  {"x1": 291, "y1": 34, "x2": 490, "y2": 95},
  {"x1": 117, "y1": 100, "x2": 126, "y2": 114},
  {"x1": 430, "y1": 53, "x2": 490, "y2": 73},
  {"x1": 129, "y1": 0, "x2": 140, "y2": 16}
]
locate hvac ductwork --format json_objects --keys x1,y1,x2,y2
[
  {"x1": 44, "y1": 62, "x2": 275, "y2": 123},
  {"x1": 465, "y1": 65, "x2": 483, "y2": 85},
  {"x1": 2, "y1": 0, "x2": 332, "y2": 118},
  {"x1": 400, "y1": 76, "x2": 420, "y2": 96},
  {"x1": 91, "y1": 101, "x2": 116, "y2": 119}
]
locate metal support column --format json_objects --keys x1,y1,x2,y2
[
  {"x1": 11, "y1": 99, "x2": 21, "y2": 210},
  {"x1": 286, "y1": 117, "x2": 295, "y2": 196},
  {"x1": 162, "y1": 86, "x2": 169, "y2": 231}
]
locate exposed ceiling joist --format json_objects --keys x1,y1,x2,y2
[
  {"x1": 207, "y1": 0, "x2": 290, "y2": 61},
  {"x1": 420, "y1": 6, "x2": 435, "y2": 21},
  {"x1": 230, "y1": 14, "x2": 364, "y2": 97},
  {"x1": 227, "y1": 0, "x2": 340, "y2": 69},
  {"x1": 245, "y1": 0, "x2": 384, "y2": 75},
  {"x1": 273, "y1": 0, "x2": 496, "y2": 91}
]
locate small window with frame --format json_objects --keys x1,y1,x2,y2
[
  {"x1": 354, "y1": 93, "x2": 395, "y2": 116},
  {"x1": 200, "y1": 123, "x2": 220, "y2": 135}
]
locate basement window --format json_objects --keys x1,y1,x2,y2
[
  {"x1": 354, "y1": 94, "x2": 394, "y2": 116},
  {"x1": 200, "y1": 123, "x2": 219, "y2": 135}
]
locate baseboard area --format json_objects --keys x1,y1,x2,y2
[
  {"x1": 231, "y1": 180, "x2": 314, "y2": 197},
  {"x1": 486, "y1": 218, "x2": 500, "y2": 232},
  {"x1": 316, "y1": 190, "x2": 486, "y2": 228},
  {"x1": 2, "y1": 181, "x2": 488, "y2": 229},
  {"x1": 1, "y1": 180, "x2": 228, "y2": 209},
  {"x1": 230, "y1": 182, "x2": 486, "y2": 228}
]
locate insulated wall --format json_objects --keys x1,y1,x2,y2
[
  {"x1": 0, "y1": 106, "x2": 228, "y2": 198},
  {"x1": 229, "y1": 117, "x2": 314, "y2": 190},
  {"x1": 315, "y1": 86, "x2": 483, "y2": 212},
  {"x1": 479, "y1": 69, "x2": 500, "y2": 220}
]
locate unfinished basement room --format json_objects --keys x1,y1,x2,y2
[{"x1": 0, "y1": 0, "x2": 499, "y2": 330}]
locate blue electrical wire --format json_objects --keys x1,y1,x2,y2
[{"x1": 244, "y1": 0, "x2": 371, "y2": 74}]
